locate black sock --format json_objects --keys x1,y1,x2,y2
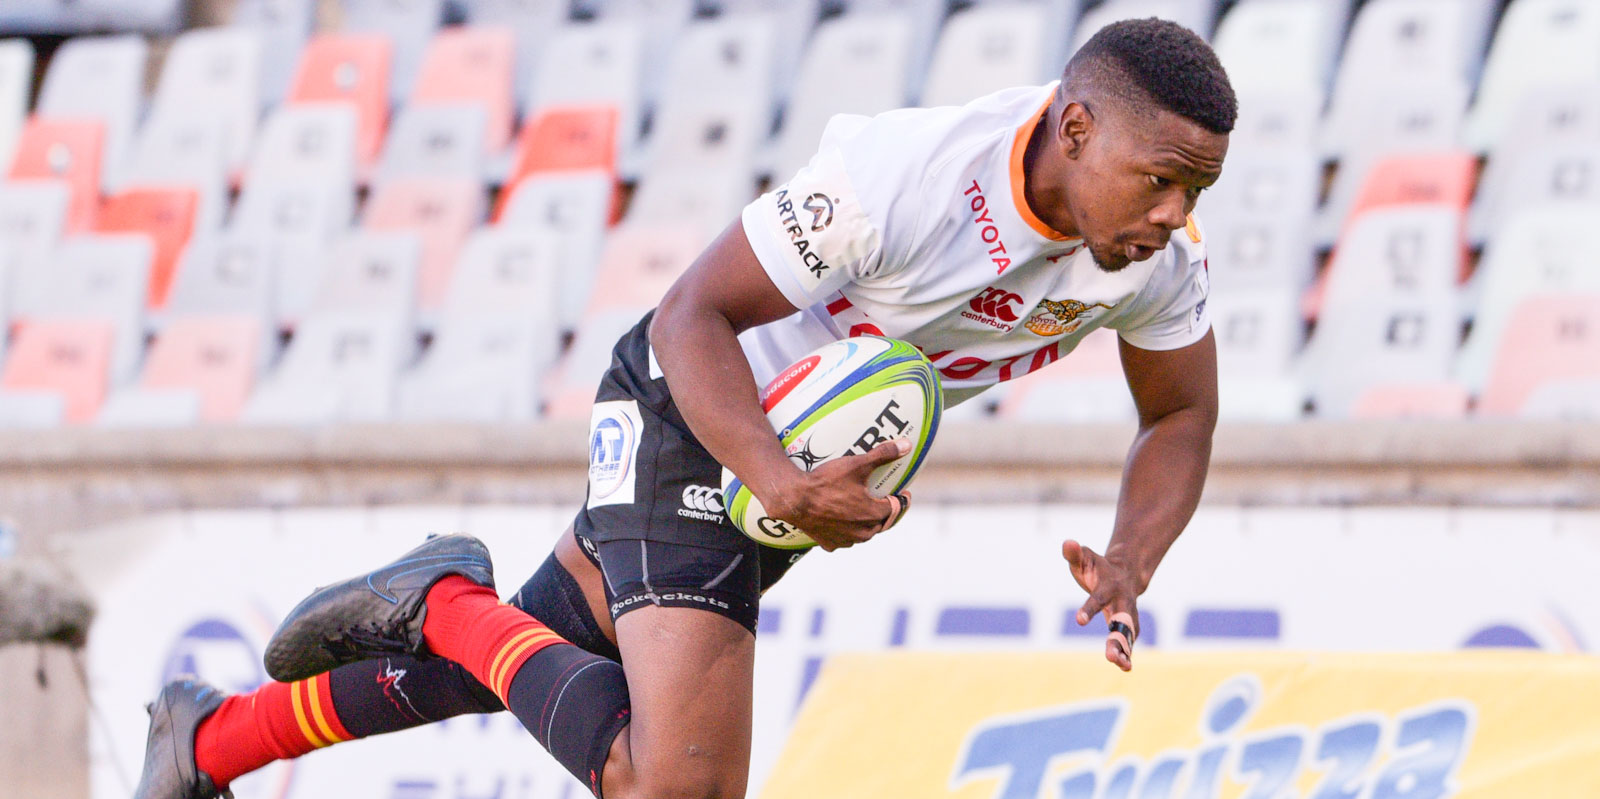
[
  {"x1": 328, "y1": 655, "x2": 503, "y2": 737},
  {"x1": 503, "y1": 643, "x2": 632, "y2": 798}
]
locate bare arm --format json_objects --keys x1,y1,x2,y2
[
  {"x1": 1063, "y1": 329, "x2": 1219, "y2": 670},
  {"x1": 650, "y1": 221, "x2": 907, "y2": 551}
]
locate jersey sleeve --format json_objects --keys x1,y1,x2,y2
[
  {"x1": 740, "y1": 115, "x2": 920, "y2": 310},
  {"x1": 1114, "y1": 215, "x2": 1212, "y2": 351}
]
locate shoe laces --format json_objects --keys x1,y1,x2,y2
[{"x1": 326, "y1": 620, "x2": 414, "y2": 658}]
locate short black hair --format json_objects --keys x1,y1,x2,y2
[{"x1": 1062, "y1": 17, "x2": 1237, "y2": 134}]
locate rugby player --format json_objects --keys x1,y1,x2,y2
[{"x1": 135, "y1": 17, "x2": 1234, "y2": 799}]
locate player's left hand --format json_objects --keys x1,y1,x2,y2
[{"x1": 1062, "y1": 539, "x2": 1140, "y2": 672}]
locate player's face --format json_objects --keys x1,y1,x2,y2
[{"x1": 1068, "y1": 106, "x2": 1228, "y2": 272}]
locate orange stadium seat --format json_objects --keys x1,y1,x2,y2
[
  {"x1": 410, "y1": 27, "x2": 516, "y2": 152},
  {"x1": 7, "y1": 117, "x2": 105, "y2": 232},
  {"x1": 1345, "y1": 151, "x2": 1476, "y2": 223},
  {"x1": 137, "y1": 314, "x2": 263, "y2": 422},
  {"x1": 362, "y1": 177, "x2": 484, "y2": 312},
  {"x1": 1351, "y1": 382, "x2": 1471, "y2": 420},
  {"x1": 505, "y1": 105, "x2": 619, "y2": 182},
  {"x1": 1479, "y1": 294, "x2": 1600, "y2": 416},
  {"x1": 287, "y1": 34, "x2": 393, "y2": 168},
  {"x1": 1, "y1": 318, "x2": 116, "y2": 423},
  {"x1": 95, "y1": 187, "x2": 199, "y2": 309}
]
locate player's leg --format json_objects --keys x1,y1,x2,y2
[{"x1": 133, "y1": 549, "x2": 617, "y2": 799}]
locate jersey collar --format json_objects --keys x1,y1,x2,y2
[{"x1": 1009, "y1": 87, "x2": 1081, "y2": 244}]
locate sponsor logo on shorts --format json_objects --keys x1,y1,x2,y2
[
  {"x1": 587, "y1": 400, "x2": 644, "y2": 509},
  {"x1": 1023, "y1": 298, "x2": 1114, "y2": 337},
  {"x1": 611, "y1": 591, "x2": 732, "y2": 616},
  {"x1": 961, "y1": 286, "x2": 1024, "y2": 331},
  {"x1": 678, "y1": 484, "x2": 726, "y2": 523}
]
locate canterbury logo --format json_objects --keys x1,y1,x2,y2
[
  {"x1": 681, "y1": 485, "x2": 725, "y2": 514},
  {"x1": 968, "y1": 287, "x2": 1023, "y2": 322}
]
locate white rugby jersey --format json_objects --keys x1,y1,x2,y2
[{"x1": 737, "y1": 83, "x2": 1213, "y2": 406}]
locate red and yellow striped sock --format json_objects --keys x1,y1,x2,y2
[
  {"x1": 194, "y1": 673, "x2": 354, "y2": 789},
  {"x1": 421, "y1": 575, "x2": 570, "y2": 703}
]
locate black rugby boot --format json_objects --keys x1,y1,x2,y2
[
  {"x1": 132, "y1": 677, "x2": 229, "y2": 799},
  {"x1": 262, "y1": 534, "x2": 494, "y2": 682}
]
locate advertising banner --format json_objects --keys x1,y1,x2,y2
[
  {"x1": 80, "y1": 504, "x2": 1600, "y2": 799},
  {"x1": 762, "y1": 651, "x2": 1600, "y2": 799}
]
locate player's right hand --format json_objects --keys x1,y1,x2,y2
[{"x1": 765, "y1": 438, "x2": 913, "y2": 551}]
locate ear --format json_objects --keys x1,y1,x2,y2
[{"x1": 1059, "y1": 101, "x2": 1093, "y2": 160}]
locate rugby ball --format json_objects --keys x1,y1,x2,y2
[{"x1": 722, "y1": 336, "x2": 943, "y2": 549}]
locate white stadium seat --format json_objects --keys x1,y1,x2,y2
[
  {"x1": 375, "y1": 104, "x2": 488, "y2": 186},
  {"x1": 35, "y1": 35, "x2": 147, "y2": 192},
  {"x1": 1322, "y1": 206, "x2": 1463, "y2": 309},
  {"x1": 1072, "y1": 0, "x2": 1216, "y2": 52},
  {"x1": 1212, "y1": 0, "x2": 1328, "y2": 103},
  {"x1": 642, "y1": 95, "x2": 767, "y2": 179},
  {"x1": 497, "y1": 173, "x2": 613, "y2": 328},
  {"x1": 1196, "y1": 152, "x2": 1319, "y2": 291},
  {"x1": 771, "y1": 11, "x2": 917, "y2": 181},
  {"x1": 1304, "y1": 294, "x2": 1461, "y2": 417},
  {"x1": 593, "y1": 0, "x2": 697, "y2": 109},
  {"x1": 458, "y1": 0, "x2": 571, "y2": 107},
  {"x1": 656, "y1": 15, "x2": 783, "y2": 129},
  {"x1": 921, "y1": 2, "x2": 1056, "y2": 108},
  {"x1": 1465, "y1": 0, "x2": 1600, "y2": 152},
  {"x1": 396, "y1": 312, "x2": 558, "y2": 422},
  {"x1": 443, "y1": 228, "x2": 562, "y2": 316},
  {"x1": 164, "y1": 233, "x2": 278, "y2": 323},
  {"x1": 230, "y1": 180, "x2": 356, "y2": 325},
  {"x1": 121, "y1": 111, "x2": 231, "y2": 232},
  {"x1": 242, "y1": 310, "x2": 414, "y2": 423},
  {"x1": 0, "y1": 40, "x2": 34, "y2": 178},
  {"x1": 230, "y1": 0, "x2": 316, "y2": 104},
  {"x1": 309, "y1": 232, "x2": 423, "y2": 320},
  {"x1": 150, "y1": 26, "x2": 264, "y2": 175},
  {"x1": 625, "y1": 167, "x2": 753, "y2": 240},
  {"x1": 245, "y1": 105, "x2": 359, "y2": 186}
]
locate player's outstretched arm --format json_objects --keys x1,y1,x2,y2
[
  {"x1": 1064, "y1": 330, "x2": 1219, "y2": 671},
  {"x1": 650, "y1": 221, "x2": 907, "y2": 551}
]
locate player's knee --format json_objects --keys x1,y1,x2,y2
[{"x1": 610, "y1": 751, "x2": 747, "y2": 799}]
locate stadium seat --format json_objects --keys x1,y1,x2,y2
[
  {"x1": 410, "y1": 27, "x2": 516, "y2": 153},
  {"x1": 0, "y1": 40, "x2": 33, "y2": 179},
  {"x1": 1195, "y1": 153, "x2": 1319, "y2": 290},
  {"x1": 338, "y1": 0, "x2": 443, "y2": 102},
  {"x1": 1212, "y1": 288, "x2": 1302, "y2": 379},
  {"x1": 655, "y1": 15, "x2": 782, "y2": 125},
  {"x1": 642, "y1": 96, "x2": 766, "y2": 179},
  {"x1": 443, "y1": 228, "x2": 562, "y2": 317},
  {"x1": 1456, "y1": 205, "x2": 1600, "y2": 393},
  {"x1": 1072, "y1": 0, "x2": 1217, "y2": 50},
  {"x1": 770, "y1": 11, "x2": 916, "y2": 180},
  {"x1": 241, "y1": 310, "x2": 414, "y2": 423},
  {"x1": 495, "y1": 173, "x2": 613, "y2": 328},
  {"x1": 163, "y1": 233, "x2": 278, "y2": 322},
  {"x1": 837, "y1": 0, "x2": 947, "y2": 101},
  {"x1": 116, "y1": 313, "x2": 264, "y2": 423},
  {"x1": 94, "y1": 188, "x2": 199, "y2": 310},
  {"x1": 1470, "y1": 142, "x2": 1600, "y2": 247},
  {"x1": 593, "y1": 0, "x2": 697, "y2": 110},
  {"x1": 1518, "y1": 379, "x2": 1600, "y2": 420},
  {"x1": 149, "y1": 26, "x2": 264, "y2": 176},
  {"x1": 362, "y1": 177, "x2": 485, "y2": 313},
  {"x1": 0, "y1": 181, "x2": 71, "y2": 317},
  {"x1": 995, "y1": 328, "x2": 1134, "y2": 422},
  {"x1": 1479, "y1": 294, "x2": 1600, "y2": 416},
  {"x1": 1303, "y1": 296, "x2": 1461, "y2": 417},
  {"x1": 505, "y1": 105, "x2": 619, "y2": 185},
  {"x1": 542, "y1": 308, "x2": 648, "y2": 419},
  {"x1": 1324, "y1": 0, "x2": 1493, "y2": 130},
  {"x1": 625, "y1": 167, "x2": 752, "y2": 240},
  {"x1": 1465, "y1": 0, "x2": 1600, "y2": 152},
  {"x1": 93, "y1": 389, "x2": 202, "y2": 427},
  {"x1": 921, "y1": 3, "x2": 1055, "y2": 108},
  {"x1": 522, "y1": 20, "x2": 646, "y2": 173},
  {"x1": 1471, "y1": 83, "x2": 1600, "y2": 245},
  {"x1": 715, "y1": 0, "x2": 824, "y2": 107},
  {"x1": 1320, "y1": 69, "x2": 1468, "y2": 165},
  {"x1": 120, "y1": 111, "x2": 230, "y2": 233},
  {"x1": 308, "y1": 232, "x2": 422, "y2": 318},
  {"x1": 1212, "y1": 0, "x2": 1328, "y2": 102},
  {"x1": 230, "y1": 179, "x2": 355, "y2": 324},
  {"x1": 0, "y1": 318, "x2": 115, "y2": 424},
  {"x1": 35, "y1": 35, "x2": 146, "y2": 192},
  {"x1": 24, "y1": 234, "x2": 153, "y2": 383},
  {"x1": 457, "y1": 0, "x2": 571, "y2": 106},
  {"x1": 245, "y1": 105, "x2": 359, "y2": 187},
  {"x1": 374, "y1": 105, "x2": 487, "y2": 186},
  {"x1": 1319, "y1": 150, "x2": 1475, "y2": 252},
  {"x1": 1350, "y1": 382, "x2": 1470, "y2": 419},
  {"x1": 396, "y1": 312, "x2": 556, "y2": 422},
  {"x1": 7, "y1": 117, "x2": 106, "y2": 233},
  {"x1": 230, "y1": 0, "x2": 315, "y2": 104},
  {"x1": 1228, "y1": 91, "x2": 1321, "y2": 154},
  {"x1": 1319, "y1": 207, "x2": 1464, "y2": 317},
  {"x1": 286, "y1": 34, "x2": 393, "y2": 169}
]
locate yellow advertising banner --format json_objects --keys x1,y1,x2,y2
[{"x1": 760, "y1": 652, "x2": 1600, "y2": 799}]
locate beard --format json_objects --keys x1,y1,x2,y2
[{"x1": 1086, "y1": 240, "x2": 1132, "y2": 273}]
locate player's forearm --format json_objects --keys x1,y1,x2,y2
[
  {"x1": 1105, "y1": 405, "x2": 1215, "y2": 593},
  {"x1": 649, "y1": 294, "x2": 801, "y2": 512}
]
